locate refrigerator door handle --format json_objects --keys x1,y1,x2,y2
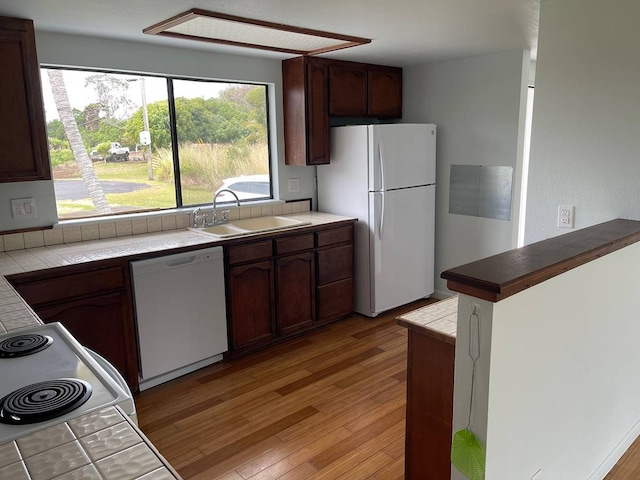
[
  {"x1": 378, "y1": 143, "x2": 385, "y2": 192},
  {"x1": 378, "y1": 192, "x2": 385, "y2": 241}
]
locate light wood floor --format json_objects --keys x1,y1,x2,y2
[
  {"x1": 605, "y1": 436, "x2": 640, "y2": 479},
  {"x1": 135, "y1": 299, "x2": 436, "y2": 479},
  {"x1": 135, "y1": 298, "x2": 639, "y2": 480}
]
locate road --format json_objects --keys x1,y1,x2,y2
[{"x1": 54, "y1": 180, "x2": 151, "y2": 201}]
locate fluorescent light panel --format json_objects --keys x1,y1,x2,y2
[{"x1": 144, "y1": 9, "x2": 371, "y2": 55}]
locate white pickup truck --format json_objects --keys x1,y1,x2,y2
[{"x1": 106, "y1": 142, "x2": 130, "y2": 162}]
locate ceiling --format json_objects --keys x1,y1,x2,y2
[{"x1": 0, "y1": 0, "x2": 540, "y2": 66}]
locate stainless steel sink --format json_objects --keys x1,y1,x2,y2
[{"x1": 189, "y1": 216, "x2": 311, "y2": 238}]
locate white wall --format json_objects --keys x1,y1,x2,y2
[
  {"x1": 524, "y1": 0, "x2": 640, "y2": 243},
  {"x1": 455, "y1": 242, "x2": 640, "y2": 479},
  {"x1": 403, "y1": 50, "x2": 529, "y2": 296},
  {"x1": 0, "y1": 31, "x2": 317, "y2": 233}
]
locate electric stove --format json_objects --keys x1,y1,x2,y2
[{"x1": 0, "y1": 322, "x2": 130, "y2": 443}]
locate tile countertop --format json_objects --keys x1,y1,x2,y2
[
  {"x1": 396, "y1": 296, "x2": 458, "y2": 345},
  {"x1": 0, "y1": 211, "x2": 355, "y2": 479},
  {"x1": 0, "y1": 278, "x2": 182, "y2": 480},
  {"x1": 0, "y1": 212, "x2": 355, "y2": 277}
]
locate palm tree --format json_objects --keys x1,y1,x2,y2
[{"x1": 47, "y1": 70, "x2": 111, "y2": 215}]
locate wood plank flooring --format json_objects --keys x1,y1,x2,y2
[
  {"x1": 135, "y1": 298, "x2": 640, "y2": 479},
  {"x1": 135, "y1": 299, "x2": 436, "y2": 479},
  {"x1": 605, "y1": 436, "x2": 640, "y2": 479}
]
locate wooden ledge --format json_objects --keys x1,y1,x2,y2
[{"x1": 441, "y1": 218, "x2": 640, "y2": 302}]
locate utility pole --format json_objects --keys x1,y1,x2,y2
[{"x1": 139, "y1": 78, "x2": 153, "y2": 181}]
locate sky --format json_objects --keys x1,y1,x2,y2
[{"x1": 40, "y1": 69, "x2": 229, "y2": 122}]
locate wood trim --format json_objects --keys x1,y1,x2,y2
[
  {"x1": 144, "y1": 8, "x2": 370, "y2": 55},
  {"x1": 441, "y1": 219, "x2": 640, "y2": 302}
]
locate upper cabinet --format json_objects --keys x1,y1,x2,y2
[
  {"x1": 282, "y1": 57, "x2": 330, "y2": 167},
  {"x1": 367, "y1": 66, "x2": 403, "y2": 118},
  {"x1": 283, "y1": 56, "x2": 403, "y2": 166},
  {"x1": 329, "y1": 63, "x2": 368, "y2": 116},
  {"x1": 329, "y1": 63, "x2": 402, "y2": 118},
  {"x1": 0, "y1": 17, "x2": 51, "y2": 182}
]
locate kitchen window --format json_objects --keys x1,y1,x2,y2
[{"x1": 40, "y1": 68, "x2": 271, "y2": 220}]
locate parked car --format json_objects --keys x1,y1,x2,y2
[
  {"x1": 214, "y1": 174, "x2": 271, "y2": 202},
  {"x1": 105, "y1": 142, "x2": 130, "y2": 162},
  {"x1": 90, "y1": 149, "x2": 104, "y2": 162}
]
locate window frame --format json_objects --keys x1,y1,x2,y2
[{"x1": 41, "y1": 65, "x2": 274, "y2": 219}]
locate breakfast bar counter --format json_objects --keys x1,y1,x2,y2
[{"x1": 438, "y1": 218, "x2": 640, "y2": 479}]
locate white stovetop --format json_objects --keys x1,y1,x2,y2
[{"x1": 0, "y1": 323, "x2": 128, "y2": 444}]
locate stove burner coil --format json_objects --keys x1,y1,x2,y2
[
  {"x1": 0, "y1": 334, "x2": 53, "y2": 358},
  {"x1": 0, "y1": 379, "x2": 92, "y2": 425}
]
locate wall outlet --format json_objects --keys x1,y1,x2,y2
[
  {"x1": 557, "y1": 205, "x2": 574, "y2": 228},
  {"x1": 10, "y1": 198, "x2": 36, "y2": 219},
  {"x1": 288, "y1": 178, "x2": 300, "y2": 193}
]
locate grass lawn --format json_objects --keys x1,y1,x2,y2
[{"x1": 55, "y1": 161, "x2": 214, "y2": 218}]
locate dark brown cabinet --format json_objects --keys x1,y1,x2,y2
[
  {"x1": 316, "y1": 226, "x2": 354, "y2": 323},
  {"x1": 368, "y1": 66, "x2": 403, "y2": 118},
  {"x1": 283, "y1": 56, "x2": 402, "y2": 166},
  {"x1": 282, "y1": 56, "x2": 330, "y2": 166},
  {"x1": 228, "y1": 260, "x2": 276, "y2": 350},
  {"x1": 226, "y1": 240, "x2": 276, "y2": 351},
  {"x1": 275, "y1": 233, "x2": 315, "y2": 335},
  {"x1": 276, "y1": 252, "x2": 315, "y2": 335},
  {"x1": 0, "y1": 17, "x2": 51, "y2": 182},
  {"x1": 405, "y1": 328, "x2": 455, "y2": 479},
  {"x1": 225, "y1": 222, "x2": 354, "y2": 356},
  {"x1": 329, "y1": 63, "x2": 403, "y2": 118},
  {"x1": 329, "y1": 64, "x2": 368, "y2": 116},
  {"x1": 8, "y1": 261, "x2": 139, "y2": 390}
]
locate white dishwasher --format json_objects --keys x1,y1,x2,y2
[{"x1": 130, "y1": 246, "x2": 228, "y2": 391}]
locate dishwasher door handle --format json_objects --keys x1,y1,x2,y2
[{"x1": 164, "y1": 256, "x2": 197, "y2": 268}]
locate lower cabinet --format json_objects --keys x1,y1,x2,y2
[
  {"x1": 8, "y1": 261, "x2": 139, "y2": 391},
  {"x1": 228, "y1": 259, "x2": 276, "y2": 350},
  {"x1": 276, "y1": 252, "x2": 315, "y2": 335},
  {"x1": 225, "y1": 221, "x2": 354, "y2": 355}
]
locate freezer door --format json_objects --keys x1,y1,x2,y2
[
  {"x1": 368, "y1": 124, "x2": 436, "y2": 191},
  {"x1": 368, "y1": 185, "x2": 435, "y2": 314}
]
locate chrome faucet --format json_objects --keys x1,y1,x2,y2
[
  {"x1": 192, "y1": 207, "x2": 208, "y2": 228},
  {"x1": 212, "y1": 189, "x2": 241, "y2": 225}
]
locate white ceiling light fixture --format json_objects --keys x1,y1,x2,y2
[{"x1": 144, "y1": 9, "x2": 371, "y2": 56}]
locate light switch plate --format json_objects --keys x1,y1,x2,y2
[
  {"x1": 288, "y1": 178, "x2": 300, "y2": 193},
  {"x1": 10, "y1": 198, "x2": 36, "y2": 219}
]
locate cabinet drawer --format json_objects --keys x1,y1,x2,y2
[
  {"x1": 317, "y1": 278, "x2": 353, "y2": 323},
  {"x1": 317, "y1": 244, "x2": 353, "y2": 285},
  {"x1": 275, "y1": 233, "x2": 314, "y2": 256},
  {"x1": 316, "y1": 225, "x2": 353, "y2": 248},
  {"x1": 13, "y1": 266, "x2": 126, "y2": 306},
  {"x1": 226, "y1": 241, "x2": 273, "y2": 265}
]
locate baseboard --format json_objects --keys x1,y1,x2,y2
[
  {"x1": 432, "y1": 290, "x2": 455, "y2": 300},
  {"x1": 588, "y1": 417, "x2": 640, "y2": 480}
]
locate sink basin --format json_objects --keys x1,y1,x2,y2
[
  {"x1": 231, "y1": 216, "x2": 310, "y2": 231},
  {"x1": 189, "y1": 216, "x2": 311, "y2": 238},
  {"x1": 196, "y1": 224, "x2": 247, "y2": 237}
]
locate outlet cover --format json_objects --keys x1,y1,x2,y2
[
  {"x1": 557, "y1": 205, "x2": 574, "y2": 228},
  {"x1": 10, "y1": 198, "x2": 36, "y2": 219}
]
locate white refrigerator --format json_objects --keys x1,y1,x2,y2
[{"x1": 317, "y1": 124, "x2": 436, "y2": 317}]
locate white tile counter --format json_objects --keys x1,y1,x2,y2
[
  {"x1": 0, "y1": 407, "x2": 179, "y2": 480},
  {"x1": 395, "y1": 295, "x2": 458, "y2": 345},
  {"x1": 0, "y1": 212, "x2": 355, "y2": 277}
]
